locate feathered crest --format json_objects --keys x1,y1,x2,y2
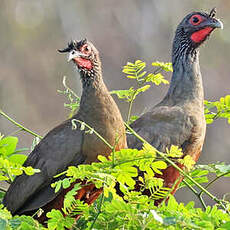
[{"x1": 209, "y1": 7, "x2": 216, "y2": 18}]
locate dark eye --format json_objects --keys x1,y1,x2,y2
[
  {"x1": 192, "y1": 17, "x2": 199, "y2": 23},
  {"x1": 190, "y1": 14, "x2": 203, "y2": 26},
  {"x1": 84, "y1": 46, "x2": 89, "y2": 51}
]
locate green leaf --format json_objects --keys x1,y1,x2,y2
[
  {"x1": 8, "y1": 154, "x2": 27, "y2": 165},
  {"x1": 0, "y1": 175, "x2": 9, "y2": 181},
  {"x1": 47, "y1": 209, "x2": 74, "y2": 230},
  {"x1": 11, "y1": 168, "x2": 23, "y2": 176},
  {"x1": 178, "y1": 155, "x2": 195, "y2": 171},
  {"x1": 145, "y1": 73, "x2": 169, "y2": 85},
  {"x1": 166, "y1": 145, "x2": 183, "y2": 158},
  {"x1": 136, "y1": 85, "x2": 151, "y2": 94},
  {"x1": 62, "y1": 178, "x2": 71, "y2": 189},
  {"x1": 0, "y1": 218, "x2": 7, "y2": 230},
  {"x1": 110, "y1": 88, "x2": 134, "y2": 102},
  {"x1": 152, "y1": 61, "x2": 173, "y2": 72},
  {"x1": 0, "y1": 136, "x2": 18, "y2": 156},
  {"x1": 24, "y1": 166, "x2": 37, "y2": 176}
]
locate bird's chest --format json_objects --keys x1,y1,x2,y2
[
  {"x1": 81, "y1": 117, "x2": 126, "y2": 163},
  {"x1": 82, "y1": 133, "x2": 112, "y2": 163},
  {"x1": 184, "y1": 105, "x2": 206, "y2": 161}
]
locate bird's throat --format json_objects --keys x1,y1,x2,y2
[
  {"x1": 74, "y1": 57, "x2": 93, "y2": 70},
  {"x1": 190, "y1": 27, "x2": 213, "y2": 43},
  {"x1": 165, "y1": 48, "x2": 204, "y2": 105}
]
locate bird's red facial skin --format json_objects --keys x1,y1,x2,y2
[
  {"x1": 73, "y1": 57, "x2": 93, "y2": 70},
  {"x1": 190, "y1": 27, "x2": 213, "y2": 43}
]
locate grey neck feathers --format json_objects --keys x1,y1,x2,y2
[{"x1": 162, "y1": 28, "x2": 204, "y2": 106}]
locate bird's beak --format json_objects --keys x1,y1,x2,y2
[
  {"x1": 209, "y1": 18, "x2": 223, "y2": 29},
  {"x1": 68, "y1": 50, "x2": 82, "y2": 62}
]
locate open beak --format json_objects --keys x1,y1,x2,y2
[{"x1": 68, "y1": 50, "x2": 82, "y2": 62}]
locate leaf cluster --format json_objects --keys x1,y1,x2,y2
[
  {"x1": 110, "y1": 60, "x2": 170, "y2": 123},
  {"x1": 205, "y1": 95, "x2": 230, "y2": 124},
  {"x1": 0, "y1": 135, "x2": 39, "y2": 183}
]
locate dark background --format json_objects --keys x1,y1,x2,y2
[{"x1": 0, "y1": 0, "x2": 229, "y2": 205}]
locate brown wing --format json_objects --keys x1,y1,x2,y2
[
  {"x1": 3, "y1": 118, "x2": 86, "y2": 214},
  {"x1": 127, "y1": 106, "x2": 193, "y2": 152}
]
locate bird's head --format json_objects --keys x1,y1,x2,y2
[
  {"x1": 175, "y1": 8, "x2": 223, "y2": 49},
  {"x1": 59, "y1": 39, "x2": 100, "y2": 76}
]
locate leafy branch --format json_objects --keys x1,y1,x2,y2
[
  {"x1": 111, "y1": 60, "x2": 170, "y2": 124},
  {"x1": 125, "y1": 123, "x2": 229, "y2": 213},
  {"x1": 205, "y1": 95, "x2": 230, "y2": 124}
]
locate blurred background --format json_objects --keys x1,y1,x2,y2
[{"x1": 0, "y1": 0, "x2": 229, "y2": 205}]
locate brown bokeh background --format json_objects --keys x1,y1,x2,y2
[{"x1": 0, "y1": 1, "x2": 229, "y2": 205}]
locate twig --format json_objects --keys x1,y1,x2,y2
[
  {"x1": 62, "y1": 76, "x2": 80, "y2": 100},
  {"x1": 182, "y1": 179, "x2": 207, "y2": 209},
  {"x1": 0, "y1": 110, "x2": 43, "y2": 139},
  {"x1": 198, "y1": 171, "x2": 230, "y2": 207},
  {"x1": 89, "y1": 190, "x2": 104, "y2": 230},
  {"x1": 72, "y1": 119, "x2": 114, "y2": 150},
  {"x1": 127, "y1": 96, "x2": 135, "y2": 124}
]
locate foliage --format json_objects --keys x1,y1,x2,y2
[
  {"x1": 204, "y1": 95, "x2": 230, "y2": 124},
  {"x1": 46, "y1": 209, "x2": 74, "y2": 230},
  {"x1": 0, "y1": 205, "x2": 44, "y2": 229},
  {"x1": 110, "y1": 60, "x2": 170, "y2": 123},
  {"x1": 73, "y1": 195, "x2": 230, "y2": 230},
  {"x1": 0, "y1": 135, "x2": 40, "y2": 184},
  {"x1": 0, "y1": 59, "x2": 230, "y2": 229}
]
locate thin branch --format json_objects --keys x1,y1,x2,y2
[
  {"x1": 89, "y1": 189, "x2": 104, "y2": 230},
  {"x1": 127, "y1": 96, "x2": 135, "y2": 124},
  {"x1": 72, "y1": 119, "x2": 114, "y2": 150},
  {"x1": 153, "y1": 67, "x2": 163, "y2": 75},
  {"x1": 182, "y1": 180, "x2": 207, "y2": 209},
  {"x1": 62, "y1": 76, "x2": 80, "y2": 99},
  {"x1": 0, "y1": 110, "x2": 43, "y2": 139},
  {"x1": 198, "y1": 171, "x2": 230, "y2": 207}
]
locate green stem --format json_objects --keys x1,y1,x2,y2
[
  {"x1": 125, "y1": 123, "x2": 227, "y2": 210},
  {"x1": 182, "y1": 179, "x2": 207, "y2": 209},
  {"x1": 203, "y1": 171, "x2": 230, "y2": 192},
  {"x1": 62, "y1": 76, "x2": 80, "y2": 100},
  {"x1": 153, "y1": 67, "x2": 163, "y2": 75},
  {"x1": 89, "y1": 190, "x2": 105, "y2": 230},
  {"x1": 0, "y1": 110, "x2": 43, "y2": 139},
  {"x1": 198, "y1": 171, "x2": 230, "y2": 206},
  {"x1": 127, "y1": 97, "x2": 135, "y2": 124},
  {"x1": 72, "y1": 119, "x2": 113, "y2": 150}
]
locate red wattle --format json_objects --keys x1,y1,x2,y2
[
  {"x1": 191, "y1": 27, "x2": 213, "y2": 43},
  {"x1": 74, "y1": 57, "x2": 93, "y2": 70}
]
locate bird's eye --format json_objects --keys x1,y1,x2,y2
[
  {"x1": 190, "y1": 14, "x2": 203, "y2": 26},
  {"x1": 80, "y1": 44, "x2": 91, "y2": 54}
]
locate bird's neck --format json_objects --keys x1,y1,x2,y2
[
  {"x1": 162, "y1": 37, "x2": 204, "y2": 107},
  {"x1": 76, "y1": 60, "x2": 109, "y2": 120}
]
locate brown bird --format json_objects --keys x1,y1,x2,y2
[
  {"x1": 127, "y1": 9, "x2": 223, "y2": 203},
  {"x1": 3, "y1": 39, "x2": 127, "y2": 218}
]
